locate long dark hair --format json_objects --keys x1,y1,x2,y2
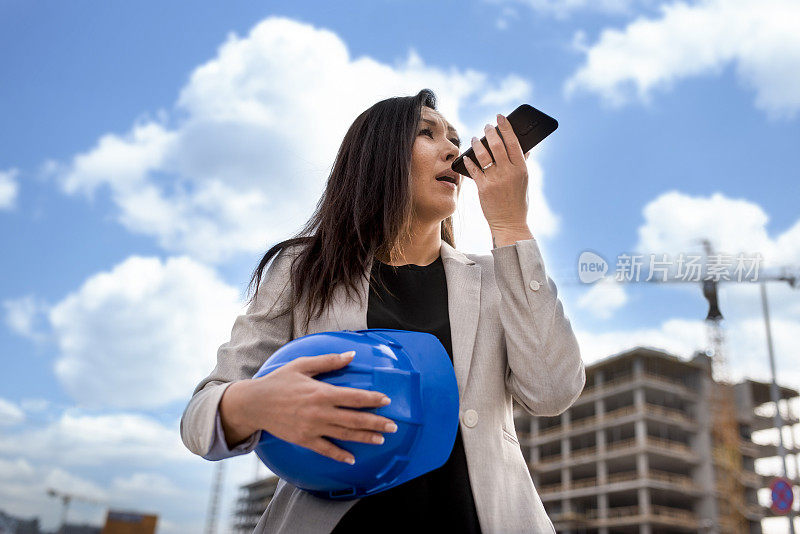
[{"x1": 246, "y1": 88, "x2": 456, "y2": 334}]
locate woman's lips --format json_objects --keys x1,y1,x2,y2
[{"x1": 437, "y1": 179, "x2": 456, "y2": 190}]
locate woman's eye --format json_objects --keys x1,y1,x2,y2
[{"x1": 419, "y1": 128, "x2": 460, "y2": 148}]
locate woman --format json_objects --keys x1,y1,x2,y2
[{"x1": 180, "y1": 89, "x2": 585, "y2": 533}]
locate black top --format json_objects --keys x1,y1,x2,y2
[{"x1": 330, "y1": 255, "x2": 483, "y2": 533}]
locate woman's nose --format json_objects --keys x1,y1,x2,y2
[{"x1": 443, "y1": 143, "x2": 459, "y2": 161}]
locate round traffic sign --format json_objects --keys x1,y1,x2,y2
[{"x1": 770, "y1": 477, "x2": 794, "y2": 515}]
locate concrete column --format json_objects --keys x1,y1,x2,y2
[
  {"x1": 529, "y1": 417, "x2": 540, "y2": 465},
  {"x1": 598, "y1": 462, "x2": 608, "y2": 526},
  {"x1": 634, "y1": 387, "x2": 646, "y2": 411},
  {"x1": 561, "y1": 436, "x2": 571, "y2": 478},
  {"x1": 635, "y1": 387, "x2": 647, "y2": 449},
  {"x1": 596, "y1": 397, "x2": 606, "y2": 454},
  {"x1": 595, "y1": 370, "x2": 608, "y2": 534},
  {"x1": 530, "y1": 417, "x2": 542, "y2": 464},
  {"x1": 634, "y1": 355, "x2": 645, "y2": 378},
  {"x1": 561, "y1": 407, "x2": 572, "y2": 521},
  {"x1": 598, "y1": 490, "x2": 609, "y2": 528},
  {"x1": 637, "y1": 451, "x2": 649, "y2": 477},
  {"x1": 694, "y1": 365, "x2": 719, "y2": 528},
  {"x1": 638, "y1": 485, "x2": 651, "y2": 521},
  {"x1": 561, "y1": 497, "x2": 572, "y2": 526},
  {"x1": 561, "y1": 409, "x2": 571, "y2": 460},
  {"x1": 635, "y1": 419, "x2": 647, "y2": 448}
]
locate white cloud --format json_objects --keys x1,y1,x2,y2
[
  {"x1": 575, "y1": 317, "x2": 708, "y2": 365},
  {"x1": 0, "y1": 167, "x2": 20, "y2": 210},
  {"x1": 476, "y1": 74, "x2": 533, "y2": 106},
  {"x1": 0, "y1": 412, "x2": 268, "y2": 532},
  {"x1": 564, "y1": 0, "x2": 800, "y2": 120},
  {"x1": 485, "y1": 0, "x2": 652, "y2": 20},
  {"x1": 0, "y1": 398, "x2": 25, "y2": 426},
  {"x1": 47, "y1": 254, "x2": 243, "y2": 409},
  {"x1": 575, "y1": 308, "x2": 799, "y2": 388},
  {"x1": 19, "y1": 397, "x2": 50, "y2": 413},
  {"x1": 0, "y1": 451, "x2": 206, "y2": 532},
  {"x1": 110, "y1": 472, "x2": 182, "y2": 498},
  {"x1": 0, "y1": 410, "x2": 187, "y2": 467},
  {"x1": 0, "y1": 403, "x2": 230, "y2": 532},
  {"x1": 3, "y1": 294, "x2": 50, "y2": 346},
  {"x1": 634, "y1": 190, "x2": 800, "y2": 269},
  {"x1": 494, "y1": 6, "x2": 519, "y2": 30},
  {"x1": 0, "y1": 458, "x2": 116, "y2": 530},
  {"x1": 44, "y1": 15, "x2": 556, "y2": 264},
  {"x1": 577, "y1": 277, "x2": 629, "y2": 319},
  {"x1": 575, "y1": 189, "x2": 800, "y2": 386}
]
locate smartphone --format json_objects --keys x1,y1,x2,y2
[{"x1": 451, "y1": 104, "x2": 558, "y2": 178}]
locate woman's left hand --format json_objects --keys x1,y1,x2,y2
[{"x1": 462, "y1": 114, "x2": 531, "y2": 230}]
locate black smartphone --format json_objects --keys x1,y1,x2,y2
[{"x1": 451, "y1": 104, "x2": 558, "y2": 178}]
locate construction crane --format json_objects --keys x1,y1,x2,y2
[
  {"x1": 639, "y1": 238, "x2": 797, "y2": 532},
  {"x1": 204, "y1": 461, "x2": 226, "y2": 534},
  {"x1": 699, "y1": 239, "x2": 748, "y2": 533},
  {"x1": 46, "y1": 487, "x2": 106, "y2": 534},
  {"x1": 563, "y1": 238, "x2": 799, "y2": 532}
]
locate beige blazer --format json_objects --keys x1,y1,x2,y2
[{"x1": 180, "y1": 237, "x2": 585, "y2": 533}]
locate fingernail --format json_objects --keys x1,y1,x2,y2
[
  {"x1": 345, "y1": 456, "x2": 355, "y2": 465},
  {"x1": 372, "y1": 435, "x2": 385, "y2": 444},
  {"x1": 472, "y1": 136, "x2": 478, "y2": 143},
  {"x1": 380, "y1": 396, "x2": 391, "y2": 405},
  {"x1": 497, "y1": 113, "x2": 507, "y2": 125},
  {"x1": 341, "y1": 351, "x2": 355, "y2": 359},
  {"x1": 385, "y1": 422, "x2": 398, "y2": 433}
]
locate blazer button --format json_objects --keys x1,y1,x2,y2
[
  {"x1": 462, "y1": 409, "x2": 479, "y2": 428},
  {"x1": 529, "y1": 280, "x2": 541, "y2": 291}
]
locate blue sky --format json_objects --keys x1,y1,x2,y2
[{"x1": 2, "y1": 0, "x2": 799, "y2": 532}]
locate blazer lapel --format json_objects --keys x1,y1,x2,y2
[
  {"x1": 439, "y1": 240, "x2": 482, "y2": 400},
  {"x1": 324, "y1": 240, "x2": 482, "y2": 400}
]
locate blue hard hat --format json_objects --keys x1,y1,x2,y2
[{"x1": 251, "y1": 328, "x2": 460, "y2": 500}]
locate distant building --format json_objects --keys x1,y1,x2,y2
[
  {"x1": 0, "y1": 508, "x2": 41, "y2": 534},
  {"x1": 59, "y1": 524, "x2": 101, "y2": 534},
  {"x1": 519, "y1": 347, "x2": 799, "y2": 534},
  {"x1": 232, "y1": 476, "x2": 279, "y2": 533},
  {"x1": 230, "y1": 346, "x2": 799, "y2": 533},
  {"x1": 100, "y1": 510, "x2": 157, "y2": 534}
]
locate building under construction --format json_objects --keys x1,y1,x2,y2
[
  {"x1": 520, "y1": 346, "x2": 798, "y2": 534},
  {"x1": 230, "y1": 346, "x2": 799, "y2": 533},
  {"x1": 232, "y1": 476, "x2": 280, "y2": 533}
]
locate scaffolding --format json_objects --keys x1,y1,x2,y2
[
  {"x1": 701, "y1": 239, "x2": 748, "y2": 533},
  {"x1": 706, "y1": 317, "x2": 748, "y2": 533}
]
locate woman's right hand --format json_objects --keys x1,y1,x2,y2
[{"x1": 219, "y1": 351, "x2": 397, "y2": 464}]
